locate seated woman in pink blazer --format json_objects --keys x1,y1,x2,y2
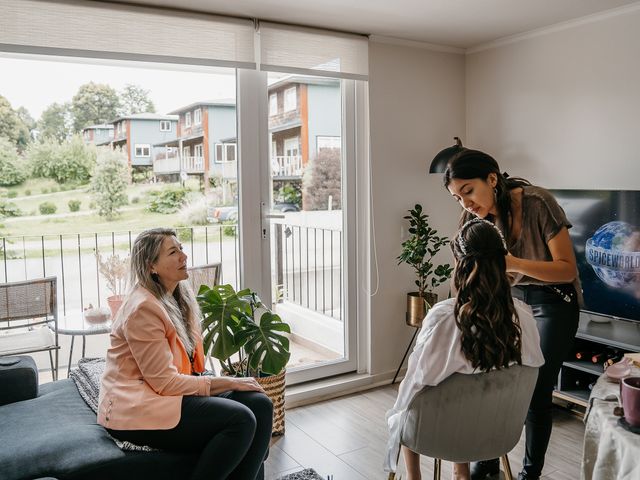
[{"x1": 98, "y1": 228, "x2": 272, "y2": 480}]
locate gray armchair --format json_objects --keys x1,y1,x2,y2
[{"x1": 392, "y1": 364, "x2": 539, "y2": 480}]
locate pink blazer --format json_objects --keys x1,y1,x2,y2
[{"x1": 98, "y1": 286, "x2": 211, "y2": 430}]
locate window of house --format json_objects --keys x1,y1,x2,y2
[
  {"x1": 225, "y1": 143, "x2": 236, "y2": 162},
  {"x1": 183, "y1": 146, "x2": 190, "y2": 159},
  {"x1": 284, "y1": 87, "x2": 297, "y2": 112},
  {"x1": 134, "y1": 144, "x2": 150, "y2": 157},
  {"x1": 194, "y1": 108, "x2": 202, "y2": 125},
  {"x1": 160, "y1": 120, "x2": 171, "y2": 131},
  {"x1": 317, "y1": 136, "x2": 341, "y2": 152},
  {"x1": 194, "y1": 144, "x2": 203, "y2": 158},
  {"x1": 185, "y1": 112, "x2": 191, "y2": 127},
  {"x1": 269, "y1": 93, "x2": 277, "y2": 115}
]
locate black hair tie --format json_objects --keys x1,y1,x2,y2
[{"x1": 502, "y1": 171, "x2": 509, "y2": 178}]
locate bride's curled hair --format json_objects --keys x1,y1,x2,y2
[{"x1": 452, "y1": 219, "x2": 522, "y2": 371}]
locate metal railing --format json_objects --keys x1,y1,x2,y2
[
  {"x1": 153, "y1": 156, "x2": 205, "y2": 174},
  {"x1": 273, "y1": 222, "x2": 342, "y2": 320},
  {"x1": 1, "y1": 222, "x2": 342, "y2": 320}
]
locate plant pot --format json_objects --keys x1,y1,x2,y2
[
  {"x1": 406, "y1": 292, "x2": 438, "y2": 328},
  {"x1": 107, "y1": 294, "x2": 124, "y2": 319},
  {"x1": 225, "y1": 362, "x2": 287, "y2": 436}
]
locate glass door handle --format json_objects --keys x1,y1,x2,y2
[{"x1": 264, "y1": 213, "x2": 285, "y2": 219}]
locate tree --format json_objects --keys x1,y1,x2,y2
[
  {"x1": 0, "y1": 137, "x2": 27, "y2": 186},
  {"x1": 119, "y1": 84, "x2": 156, "y2": 116},
  {"x1": 71, "y1": 82, "x2": 120, "y2": 132},
  {"x1": 38, "y1": 102, "x2": 72, "y2": 142},
  {"x1": 91, "y1": 148, "x2": 129, "y2": 219},
  {"x1": 27, "y1": 135, "x2": 96, "y2": 184},
  {"x1": 0, "y1": 95, "x2": 30, "y2": 151},
  {"x1": 301, "y1": 148, "x2": 342, "y2": 210}
]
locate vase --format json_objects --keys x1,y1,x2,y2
[
  {"x1": 406, "y1": 292, "x2": 438, "y2": 328},
  {"x1": 107, "y1": 294, "x2": 124, "y2": 318}
]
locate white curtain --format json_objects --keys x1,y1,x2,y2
[
  {"x1": 259, "y1": 22, "x2": 368, "y2": 80},
  {"x1": 0, "y1": 0, "x2": 255, "y2": 68}
]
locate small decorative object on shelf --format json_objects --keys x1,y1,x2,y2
[
  {"x1": 83, "y1": 304, "x2": 111, "y2": 325},
  {"x1": 96, "y1": 252, "x2": 129, "y2": 318}
]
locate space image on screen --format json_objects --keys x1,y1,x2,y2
[{"x1": 551, "y1": 190, "x2": 640, "y2": 322}]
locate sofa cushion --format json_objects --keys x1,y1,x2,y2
[{"x1": 0, "y1": 355, "x2": 38, "y2": 406}]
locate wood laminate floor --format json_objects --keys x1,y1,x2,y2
[{"x1": 265, "y1": 385, "x2": 585, "y2": 480}]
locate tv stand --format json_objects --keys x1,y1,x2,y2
[{"x1": 554, "y1": 311, "x2": 640, "y2": 409}]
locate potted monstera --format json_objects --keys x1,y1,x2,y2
[
  {"x1": 397, "y1": 204, "x2": 454, "y2": 327},
  {"x1": 197, "y1": 284, "x2": 291, "y2": 435}
]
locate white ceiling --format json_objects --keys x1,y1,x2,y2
[{"x1": 115, "y1": 0, "x2": 639, "y2": 49}]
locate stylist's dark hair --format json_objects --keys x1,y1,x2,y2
[
  {"x1": 452, "y1": 219, "x2": 522, "y2": 371},
  {"x1": 443, "y1": 149, "x2": 531, "y2": 244}
]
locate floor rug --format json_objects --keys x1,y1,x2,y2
[{"x1": 277, "y1": 468, "x2": 326, "y2": 480}]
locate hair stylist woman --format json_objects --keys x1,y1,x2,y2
[
  {"x1": 98, "y1": 228, "x2": 272, "y2": 480},
  {"x1": 444, "y1": 150, "x2": 580, "y2": 480}
]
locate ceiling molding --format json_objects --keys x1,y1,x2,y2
[
  {"x1": 467, "y1": 1, "x2": 640, "y2": 54},
  {"x1": 369, "y1": 35, "x2": 465, "y2": 55}
]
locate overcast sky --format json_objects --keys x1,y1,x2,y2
[{"x1": 0, "y1": 53, "x2": 237, "y2": 119}]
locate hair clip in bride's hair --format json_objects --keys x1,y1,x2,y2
[{"x1": 457, "y1": 218, "x2": 507, "y2": 255}]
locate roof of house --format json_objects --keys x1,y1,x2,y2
[
  {"x1": 81, "y1": 123, "x2": 114, "y2": 131},
  {"x1": 268, "y1": 75, "x2": 340, "y2": 91},
  {"x1": 168, "y1": 99, "x2": 236, "y2": 115},
  {"x1": 110, "y1": 113, "x2": 179, "y2": 123}
]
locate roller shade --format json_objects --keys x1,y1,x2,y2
[
  {"x1": 260, "y1": 22, "x2": 368, "y2": 80},
  {"x1": 0, "y1": 0, "x2": 256, "y2": 68}
]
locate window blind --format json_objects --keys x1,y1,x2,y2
[
  {"x1": 259, "y1": 22, "x2": 368, "y2": 80},
  {"x1": 0, "y1": 0, "x2": 256, "y2": 68}
]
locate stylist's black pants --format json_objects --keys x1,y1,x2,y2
[
  {"x1": 108, "y1": 391, "x2": 273, "y2": 480},
  {"x1": 512, "y1": 284, "x2": 579, "y2": 478}
]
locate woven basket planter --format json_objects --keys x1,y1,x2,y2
[{"x1": 224, "y1": 363, "x2": 287, "y2": 436}]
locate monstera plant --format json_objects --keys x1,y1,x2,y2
[{"x1": 197, "y1": 284, "x2": 291, "y2": 377}]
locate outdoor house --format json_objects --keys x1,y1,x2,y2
[
  {"x1": 268, "y1": 76, "x2": 341, "y2": 181},
  {"x1": 109, "y1": 113, "x2": 178, "y2": 173},
  {"x1": 80, "y1": 124, "x2": 114, "y2": 145},
  {"x1": 152, "y1": 100, "x2": 236, "y2": 191}
]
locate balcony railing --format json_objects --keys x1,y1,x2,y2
[
  {"x1": 272, "y1": 155, "x2": 303, "y2": 177},
  {"x1": 0, "y1": 222, "x2": 341, "y2": 320},
  {"x1": 153, "y1": 156, "x2": 205, "y2": 174}
]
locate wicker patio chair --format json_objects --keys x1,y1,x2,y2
[
  {"x1": 187, "y1": 263, "x2": 222, "y2": 294},
  {"x1": 0, "y1": 277, "x2": 59, "y2": 380}
]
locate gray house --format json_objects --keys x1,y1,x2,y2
[
  {"x1": 109, "y1": 113, "x2": 178, "y2": 171},
  {"x1": 153, "y1": 100, "x2": 236, "y2": 190},
  {"x1": 81, "y1": 124, "x2": 114, "y2": 145}
]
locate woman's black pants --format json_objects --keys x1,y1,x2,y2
[
  {"x1": 512, "y1": 284, "x2": 579, "y2": 478},
  {"x1": 108, "y1": 390, "x2": 273, "y2": 480}
]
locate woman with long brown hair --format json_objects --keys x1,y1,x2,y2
[
  {"x1": 385, "y1": 219, "x2": 544, "y2": 480},
  {"x1": 444, "y1": 149, "x2": 580, "y2": 480}
]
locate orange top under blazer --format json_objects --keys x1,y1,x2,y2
[{"x1": 98, "y1": 286, "x2": 212, "y2": 430}]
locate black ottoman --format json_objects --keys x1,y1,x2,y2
[{"x1": 0, "y1": 355, "x2": 38, "y2": 406}]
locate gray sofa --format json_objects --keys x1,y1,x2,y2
[{"x1": 0, "y1": 356, "x2": 195, "y2": 480}]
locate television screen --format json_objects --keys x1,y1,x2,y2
[{"x1": 551, "y1": 190, "x2": 640, "y2": 322}]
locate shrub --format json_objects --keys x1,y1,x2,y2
[
  {"x1": 176, "y1": 227, "x2": 193, "y2": 242},
  {"x1": 89, "y1": 201, "x2": 96, "y2": 210},
  {"x1": 68, "y1": 199, "x2": 81, "y2": 212},
  {"x1": 0, "y1": 137, "x2": 27, "y2": 187},
  {"x1": 178, "y1": 196, "x2": 209, "y2": 226},
  {"x1": 27, "y1": 135, "x2": 96, "y2": 184},
  {"x1": 38, "y1": 202, "x2": 57, "y2": 215},
  {"x1": 222, "y1": 220, "x2": 237, "y2": 237},
  {"x1": 7, "y1": 191, "x2": 17, "y2": 198},
  {"x1": 131, "y1": 196, "x2": 140, "y2": 204},
  {"x1": 50, "y1": 186, "x2": 58, "y2": 193},
  {"x1": 302, "y1": 148, "x2": 341, "y2": 210},
  {"x1": 24, "y1": 189, "x2": 31, "y2": 196},
  {"x1": 0, "y1": 200, "x2": 23, "y2": 217},
  {"x1": 91, "y1": 148, "x2": 128, "y2": 220},
  {"x1": 146, "y1": 185, "x2": 189, "y2": 214},
  {"x1": 41, "y1": 188, "x2": 49, "y2": 194}
]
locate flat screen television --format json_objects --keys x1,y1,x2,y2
[{"x1": 551, "y1": 190, "x2": 640, "y2": 323}]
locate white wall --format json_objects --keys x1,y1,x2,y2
[
  {"x1": 368, "y1": 41, "x2": 465, "y2": 376},
  {"x1": 466, "y1": 8, "x2": 640, "y2": 189}
]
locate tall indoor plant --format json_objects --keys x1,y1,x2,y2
[
  {"x1": 197, "y1": 283, "x2": 291, "y2": 434},
  {"x1": 397, "y1": 204, "x2": 453, "y2": 327}
]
